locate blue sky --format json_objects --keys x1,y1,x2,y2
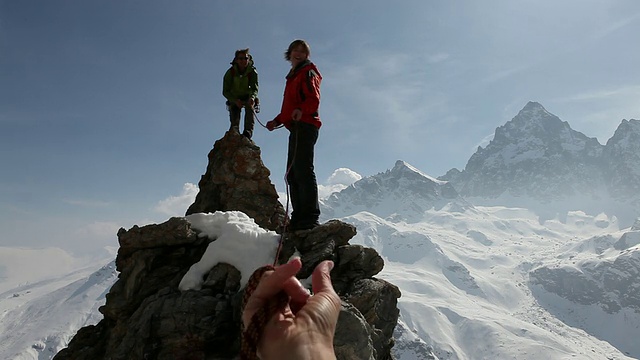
[{"x1": 1, "y1": 0, "x2": 639, "y2": 254}]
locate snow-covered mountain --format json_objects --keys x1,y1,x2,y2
[
  {"x1": 3, "y1": 102, "x2": 640, "y2": 359},
  {"x1": 3, "y1": 162, "x2": 639, "y2": 359},
  {"x1": 320, "y1": 162, "x2": 639, "y2": 359},
  {"x1": 441, "y1": 101, "x2": 640, "y2": 227},
  {"x1": 322, "y1": 160, "x2": 469, "y2": 222},
  {"x1": 603, "y1": 119, "x2": 640, "y2": 203},
  {"x1": 442, "y1": 101, "x2": 605, "y2": 200},
  {"x1": 0, "y1": 255, "x2": 116, "y2": 359}
]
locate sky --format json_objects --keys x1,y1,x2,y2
[{"x1": 1, "y1": 0, "x2": 640, "y2": 255}]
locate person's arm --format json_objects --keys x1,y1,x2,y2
[
  {"x1": 249, "y1": 68, "x2": 259, "y2": 101},
  {"x1": 222, "y1": 69, "x2": 234, "y2": 102},
  {"x1": 298, "y1": 69, "x2": 321, "y2": 117}
]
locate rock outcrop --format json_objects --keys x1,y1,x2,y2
[
  {"x1": 602, "y1": 119, "x2": 640, "y2": 204},
  {"x1": 440, "y1": 101, "x2": 605, "y2": 200},
  {"x1": 529, "y1": 225, "x2": 640, "y2": 314},
  {"x1": 322, "y1": 160, "x2": 468, "y2": 222},
  {"x1": 55, "y1": 130, "x2": 401, "y2": 360},
  {"x1": 185, "y1": 131, "x2": 285, "y2": 231}
]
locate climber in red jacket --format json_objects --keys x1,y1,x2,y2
[{"x1": 267, "y1": 39, "x2": 322, "y2": 231}]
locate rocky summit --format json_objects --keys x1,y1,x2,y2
[
  {"x1": 54, "y1": 130, "x2": 401, "y2": 360},
  {"x1": 185, "y1": 130, "x2": 285, "y2": 231},
  {"x1": 440, "y1": 101, "x2": 640, "y2": 225}
]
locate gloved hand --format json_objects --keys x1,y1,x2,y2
[{"x1": 266, "y1": 120, "x2": 279, "y2": 131}]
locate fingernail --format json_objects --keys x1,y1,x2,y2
[{"x1": 327, "y1": 260, "x2": 334, "y2": 271}]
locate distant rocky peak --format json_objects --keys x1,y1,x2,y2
[
  {"x1": 489, "y1": 102, "x2": 601, "y2": 160},
  {"x1": 391, "y1": 160, "x2": 446, "y2": 185},
  {"x1": 518, "y1": 101, "x2": 553, "y2": 119},
  {"x1": 498, "y1": 101, "x2": 571, "y2": 141},
  {"x1": 606, "y1": 119, "x2": 640, "y2": 148},
  {"x1": 322, "y1": 161, "x2": 464, "y2": 220}
]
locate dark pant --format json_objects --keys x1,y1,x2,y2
[
  {"x1": 286, "y1": 121, "x2": 320, "y2": 226},
  {"x1": 229, "y1": 103, "x2": 254, "y2": 138}
]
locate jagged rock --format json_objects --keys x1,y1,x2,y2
[
  {"x1": 185, "y1": 130, "x2": 286, "y2": 231},
  {"x1": 442, "y1": 101, "x2": 605, "y2": 200},
  {"x1": 603, "y1": 119, "x2": 640, "y2": 203},
  {"x1": 334, "y1": 302, "x2": 377, "y2": 360},
  {"x1": 323, "y1": 160, "x2": 467, "y2": 221},
  {"x1": 55, "y1": 133, "x2": 401, "y2": 360},
  {"x1": 529, "y1": 247, "x2": 640, "y2": 314},
  {"x1": 439, "y1": 102, "x2": 640, "y2": 226},
  {"x1": 345, "y1": 278, "x2": 401, "y2": 358}
]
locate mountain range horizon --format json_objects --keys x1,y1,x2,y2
[{"x1": 1, "y1": 100, "x2": 639, "y2": 360}]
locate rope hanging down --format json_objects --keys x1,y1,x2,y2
[{"x1": 240, "y1": 117, "x2": 300, "y2": 359}]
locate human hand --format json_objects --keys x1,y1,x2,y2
[
  {"x1": 235, "y1": 99, "x2": 243, "y2": 108},
  {"x1": 291, "y1": 108, "x2": 302, "y2": 121},
  {"x1": 242, "y1": 258, "x2": 340, "y2": 360},
  {"x1": 266, "y1": 120, "x2": 279, "y2": 131}
]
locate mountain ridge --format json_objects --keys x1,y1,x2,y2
[
  {"x1": 2, "y1": 102, "x2": 639, "y2": 360},
  {"x1": 440, "y1": 101, "x2": 640, "y2": 226}
]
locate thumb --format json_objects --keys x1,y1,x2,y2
[{"x1": 312, "y1": 260, "x2": 336, "y2": 295}]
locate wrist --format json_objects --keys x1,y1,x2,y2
[
  {"x1": 260, "y1": 342, "x2": 335, "y2": 360},
  {"x1": 258, "y1": 332, "x2": 335, "y2": 360}
]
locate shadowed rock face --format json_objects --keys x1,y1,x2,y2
[
  {"x1": 529, "y1": 228, "x2": 640, "y2": 314},
  {"x1": 55, "y1": 131, "x2": 401, "y2": 360}
]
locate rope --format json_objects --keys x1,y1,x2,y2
[
  {"x1": 273, "y1": 120, "x2": 298, "y2": 264},
  {"x1": 240, "y1": 121, "x2": 299, "y2": 359},
  {"x1": 252, "y1": 107, "x2": 284, "y2": 130},
  {"x1": 239, "y1": 265, "x2": 288, "y2": 360}
]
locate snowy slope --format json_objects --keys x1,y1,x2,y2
[
  {"x1": 341, "y1": 207, "x2": 636, "y2": 360},
  {"x1": 0, "y1": 253, "x2": 116, "y2": 360},
  {"x1": 2, "y1": 160, "x2": 640, "y2": 360},
  {"x1": 320, "y1": 161, "x2": 638, "y2": 359}
]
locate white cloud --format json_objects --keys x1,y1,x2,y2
[
  {"x1": 326, "y1": 168, "x2": 362, "y2": 185},
  {"x1": 154, "y1": 183, "x2": 198, "y2": 216},
  {"x1": 318, "y1": 168, "x2": 362, "y2": 200}
]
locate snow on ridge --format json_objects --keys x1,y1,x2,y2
[
  {"x1": 394, "y1": 160, "x2": 447, "y2": 185},
  {"x1": 0, "y1": 259, "x2": 117, "y2": 360}
]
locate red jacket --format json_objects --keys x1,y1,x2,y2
[{"x1": 274, "y1": 61, "x2": 322, "y2": 129}]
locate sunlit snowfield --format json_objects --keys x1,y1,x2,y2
[{"x1": 1, "y1": 204, "x2": 637, "y2": 359}]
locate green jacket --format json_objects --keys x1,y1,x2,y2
[{"x1": 222, "y1": 62, "x2": 259, "y2": 102}]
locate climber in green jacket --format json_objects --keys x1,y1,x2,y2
[{"x1": 223, "y1": 48, "x2": 259, "y2": 139}]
